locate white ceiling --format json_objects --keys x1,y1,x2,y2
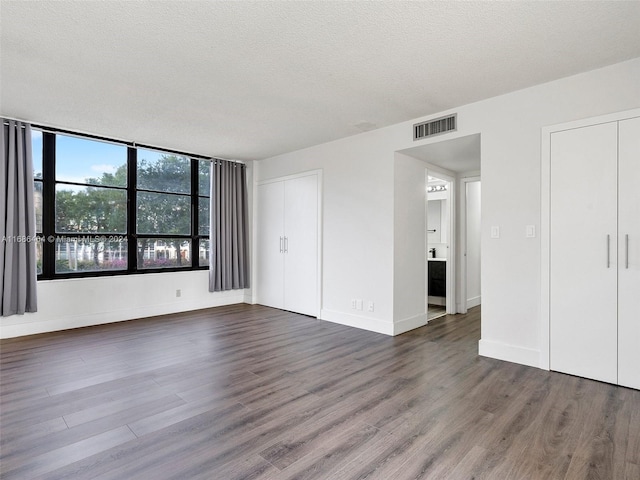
[{"x1": 1, "y1": 1, "x2": 639, "y2": 161}]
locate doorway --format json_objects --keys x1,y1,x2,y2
[
  {"x1": 398, "y1": 132, "x2": 481, "y2": 321},
  {"x1": 427, "y1": 174, "x2": 451, "y2": 321}
]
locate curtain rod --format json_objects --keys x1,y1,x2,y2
[{"x1": 2, "y1": 116, "x2": 245, "y2": 165}]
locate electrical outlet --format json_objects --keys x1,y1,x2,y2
[
  {"x1": 526, "y1": 225, "x2": 536, "y2": 238},
  {"x1": 351, "y1": 299, "x2": 357, "y2": 309},
  {"x1": 356, "y1": 299, "x2": 363, "y2": 311},
  {"x1": 176, "y1": 289, "x2": 181, "y2": 298},
  {"x1": 368, "y1": 301, "x2": 374, "y2": 312}
]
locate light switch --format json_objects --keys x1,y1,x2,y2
[
  {"x1": 491, "y1": 226, "x2": 500, "y2": 239},
  {"x1": 526, "y1": 225, "x2": 536, "y2": 238}
]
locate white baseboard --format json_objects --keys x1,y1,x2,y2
[
  {"x1": 0, "y1": 292, "x2": 247, "y2": 339},
  {"x1": 478, "y1": 339, "x2": 541, "y2": 369},
  {"x1": 320, "y1": 309, "x2": 394, "y2": 335},
  {"x1": 466, "y1": 296, "x2": 481, "y2": 309},
  {"x1": 393, "y1": 312, "x2": 428, "y2": 335}
]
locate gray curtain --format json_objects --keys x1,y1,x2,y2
[
  {"x1": 1, "y1": 119, "x2": 38, "y2": 315},
  {"x1": 209, "y1": 159, "x2": 249, "y2": 291}
]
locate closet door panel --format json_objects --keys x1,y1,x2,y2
[
  {"x1": 618, "y1": 116, "x2": 640, "y2": 390},
  {"x1": 550, "y1": 122, "x2": 618, "y2": 384},
  {"x1": 283, "y1": 175, "x2": 318, "y2": 316},
  {"x1": 256, "y1": 182, "x2": 285, "y2": 309}
]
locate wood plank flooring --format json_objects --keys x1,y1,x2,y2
[{"x1": 1, "y1": 304, "x2": 639, "y2": 479}]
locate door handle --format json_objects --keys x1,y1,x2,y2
[
  {"x1": 606, "y1": 234, "x2": 610, "y2": 268},
  {"x1": 279, "y1": 236, "x2": 283, "y2": 253},
  {"x1": 284, "y1": 236, "x2": 288, "y2": 253},
  {"x1": 625, "y1": 234, "x2": 629, "y2": 269}
]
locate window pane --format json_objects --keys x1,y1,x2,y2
[
  {"x1": 136, "y1": 238, "x2": 191, "y2": 269},
  {"x1": 198, "y1": 239, "x2": 209, "y2": 267},
  {"x1": 198, "y1": 198, "x2": 209, "y2": 235},
  {"x1": 32, "y1": 129, "x2": 43, "y2": 179},
  {"x1": 137, "y1": 150, "x2": 190, "y2": 194},
  {"x1": 56, "y1": 185, "x2": 127, "y2": 233},
  {"x1": 199, "y1": 159, "x2": 210, "y2": 197},
  {"x1": 56, "y1": 134, "x2": 127, "y2": 187},
  {"x1": 34, "y1": 180, "x2": 43, "y2": 233},
  {"x1": 54, "y1": 238, "x2": 128, "y2": 273},
  {"x1": 137, "y1": 192, "x2": 191, "y2": 235}
]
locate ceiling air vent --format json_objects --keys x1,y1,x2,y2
[{"x1": 413, "y1": 114, "x2": 457, "y2": 141}]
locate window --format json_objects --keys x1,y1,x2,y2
[
  {"x1": 197, "y1": 159, "x2": 210, "y2": 267},
  {"x1": 34, "y1": 130, "x2": 212, "y2": 279},
  {"x1": 54, "y1": 134, "x2": 128, "y2": 273},
  {"x1": 32, "y1": 129, "x2": 43, "y2": 275},
  {"x1": 136, "y1": 149, "x2": 192, "y2": 269}
]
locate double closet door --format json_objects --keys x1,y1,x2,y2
[
  {"x1": 256, "y1": 173, "x2": 319, "y2": 317},
  {"x1": 550, "y1": 115, "x2": 640, "y2": 389}
]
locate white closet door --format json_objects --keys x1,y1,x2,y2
[
  {"x1": 618, "y1": 116, "x2": 640, "y2": 390},
  {"x1": 256, "y1": 181, "x2": 285, "y2": 310},
  {"x1": 550, "y1": 122, "x2": 618, "y2": 384},
  {"x1": 283, "y1": 174, "x2": 318, "y2": 316}
]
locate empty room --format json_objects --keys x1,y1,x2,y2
[{"x1": 1, "y1": 1, "x2": 639, "y2": 479}]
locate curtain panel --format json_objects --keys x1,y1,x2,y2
[
  {"x1": 1, "y1": 119, "x2": 38, "y2": 315},
  {"x1": 209, "y1": 159, "x2": 249, "y2": 292}
]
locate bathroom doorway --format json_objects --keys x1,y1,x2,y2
[
  {"x1": 399, "y1": 132, "x2": 481, "y2": 322},
  {"x1": 427, "y1": 174, "x2": 452, "y2": 321}
]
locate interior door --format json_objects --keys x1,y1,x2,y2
[
  {"x1": 256, "y1": 181, "x2": 285, "y2": 309},
  {"x1": 618, "y1": 116, "x2": 640, "y2": 390},
  {"x1": 283, "y1": 174, "x2": 318, "y2": 316},
  {"x1": 550, "y1": 122, "x2": 618, "y2": 384}
]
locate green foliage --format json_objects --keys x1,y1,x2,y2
[
  {"x1": 136, "y1": 192, "x2": 190, "y2": 235},
  {"x1": 54, "y1": 154, "x2": 196, "y2": 269},
  {"x1": 56, "y1": 187, "x2": 127, "y2": 234},
  {"x1": 198, "y1": 159, "x2": 210, "y2": 197},
  {"x1": 134, "y1": 155, "x2": 193, "y2": 268},
  {"x1": 56, "y1": 163, "x2": 128, "y2": 234},
  {"x1": 137, "y1": 154, "x2": 191, "y2": 194}
]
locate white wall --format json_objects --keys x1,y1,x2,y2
[
  {"x1": 473, "y1": 58, "x2": 639, "y2": 367},
  {"x1": 393, "y1": 153, "x2": 427, "y2": 334},
  {"x1": 0, "y1": 162, "x2": 255, "y2": 339},
  {"x1": 1, "y1": 271, "x2": 250, "y2": 338},
  {"x1": 255, "y1": 57, "x2": 640, "y2": 369},
  {"x1": 254, "y1": 130, "x2": 399, "y2": 334}
]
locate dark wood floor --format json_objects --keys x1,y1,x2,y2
[{"x1": 1, "y1": 305, "x2": 639, "y2": 479}]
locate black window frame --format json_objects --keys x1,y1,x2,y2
[{"x1": 34, "y1": 127, "x2": 211, "y2": 280}]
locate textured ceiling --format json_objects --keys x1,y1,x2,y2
[{"x1": 2, "y1": 1, "x2": 639, "y2": 161}]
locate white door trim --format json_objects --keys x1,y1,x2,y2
[{"x1": 460, "y1": 176, "x2": 481, "y2": 314}]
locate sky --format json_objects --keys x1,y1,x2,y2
[
  {"x1": 32, "y1": 130, "x2": 186, "y2": 187},
  {"x1": 31, "y1": 130, "x2": 128, "y2": 185},
  {"x1": 32, "y1": 129, "x2": 210, "y2": 197}
]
